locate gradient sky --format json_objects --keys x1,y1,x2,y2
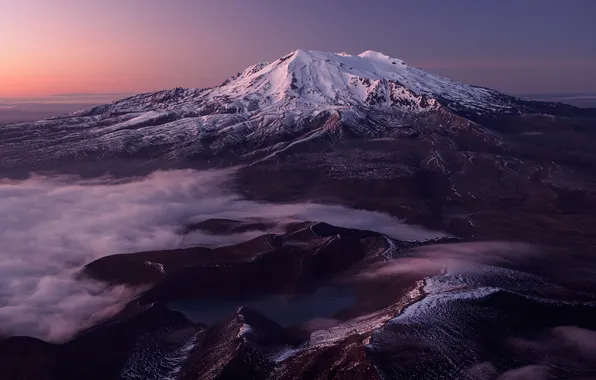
[{"x1": 1, "y1": 0, "x2": 595, "y2": 99}]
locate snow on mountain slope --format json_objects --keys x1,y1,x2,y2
[
  {"x1": 205, "y1": 49, "x2": 512, "y2": 113},
  {"x1": 83, "y1": 49, "x2": 511, "y2": 115},
  {"x1": 0, "y1": 50, "x2": 563, "y2": 167}
]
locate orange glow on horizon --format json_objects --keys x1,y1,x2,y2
[
  {"x1": 0, "y1": 1, "x2": 233, "y2": 98},
  {"x1": 0, "y1": 36, "x2": 208, "y2": 98}
]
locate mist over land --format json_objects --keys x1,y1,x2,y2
[
  {"x1": 0, "y1": 94, "x2": 131, "y2": 124},
  {"x1": 0, "y1": 168, "x2": 443, "y2": 341}
]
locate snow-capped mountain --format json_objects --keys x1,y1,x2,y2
[
  {"x1": 82, "y1": 49, "x2": 517, "y2": 114},
  {"x1": 0, "y1": 49, "x2": 583, "y2": 168},
  {"x1": 4, "y1": 51, "x2": 596, "y2": 380}
]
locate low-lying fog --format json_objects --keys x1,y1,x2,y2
[{"x1": 0, "y1": 168, "x2": 444, "y2": 341}]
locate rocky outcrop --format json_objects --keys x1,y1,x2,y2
[
  {"x1": 83, "y1": 221, "x2": 390, "y2": 302},
  {"x1": 0, "y1": 305, "x2": 195, "y2": 380}
]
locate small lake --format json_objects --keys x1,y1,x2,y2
[{"x1": 167, "y1": 286, "x2": 356, "y2": 326}]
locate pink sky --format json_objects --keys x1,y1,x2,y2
[
  {"x1": 0, "y1": 1, "x2": 241, "y2": 97},
  {"x1": 2, "y1": 0, "x2": 595, "y2": 98}
]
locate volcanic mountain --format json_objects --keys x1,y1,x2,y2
[
  {"x1": 3, "y1": 50, "x2": 596, "y2": 380},
  {"x1": 3, "y1": 49, "x2": 596, "y2": 256},
  {"x1": 2, "y1": 49, "x2": 592, "y2": 170}
]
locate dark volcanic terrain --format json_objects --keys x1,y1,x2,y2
[{"x1": 1, "y1": 50, "x2": 596, "y2": 379}]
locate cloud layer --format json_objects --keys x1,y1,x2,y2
[{"x1": 0, "y1": 169, "x2": 443, "y2": 341}]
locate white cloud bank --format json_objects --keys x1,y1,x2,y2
[{"x1": 0, "y1": 169, "x2": 443, "y2": 341}]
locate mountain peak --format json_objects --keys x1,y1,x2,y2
[
  {"x1": 358, "y1": 50, "x2": 393, "y2": 60},
  {"x1": 290, "y1": 48, "x2": 308, "y2": 56},
  {"x1": 2, "y1": 48, "x2": 574, "y2": 170},
  {"x1": 205, "y1": 49, "x2": 508, "y2": 115}
]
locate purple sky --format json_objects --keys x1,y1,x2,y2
[{"x1": 2, "y1": 0, "x2": 595, "y2": 98}]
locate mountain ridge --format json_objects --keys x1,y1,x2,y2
[{"x1": 1, "y1": 49, "x2": 594, "y2": 170}]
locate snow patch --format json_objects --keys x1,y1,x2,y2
[{"x1": 144, "y1": 261, "x2": 165, "y2": 275}]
